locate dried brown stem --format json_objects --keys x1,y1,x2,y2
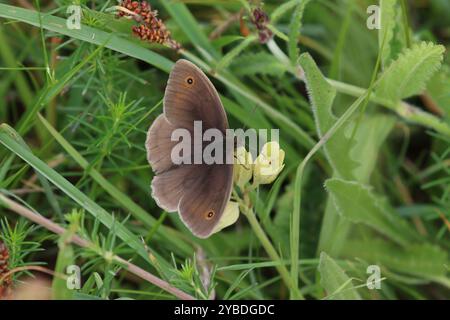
[{"x1": 0, "y1": 265, "x2": 66, "y2": 284}]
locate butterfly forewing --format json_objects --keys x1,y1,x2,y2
[{"x1": 164, "y1": 59, "x2": 228, "y2": 132}]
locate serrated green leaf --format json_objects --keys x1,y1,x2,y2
[
  {"x1": 389, "y1": 2, "x2": 408, "y2": 62},
  {"x1": 342, "y1": 239, "x2": 448, "y2": 279},
  {"x1": 299, "y1": 53, "x2": 358, "y2": 179},
  {"x1": 231, "y1": 52, "x2": 287, "y2": 77},
  {"x1": 379, "y1": 0, "x2": 398, "y2": 68},
  {"x1": 318, "y1": 252, "x2": 361, "y2": 300},
  {"x1": 325, "y1": 178, "x2": 418, "y2": 246},
  {"x1": 376, "y1": 42, "x2": 445, "y2": 103}
]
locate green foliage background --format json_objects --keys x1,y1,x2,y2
[{"x1": 0, "y1": 0, "x2": 449, "y2": 300}]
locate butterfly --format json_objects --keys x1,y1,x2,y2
[{"x1": 146, "y1": 59, "x2": 233, "y2": 238}]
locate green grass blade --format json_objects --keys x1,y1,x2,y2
[{"x1": 0, "y1": 4, "x2": 174, "y2": 72}]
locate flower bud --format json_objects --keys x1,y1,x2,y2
[{"x1": 253, "y1": 141, "x2": 285, "y2": 185}]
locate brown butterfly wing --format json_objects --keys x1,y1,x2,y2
[
  {"x1": 177, "y1": 163, "x2": 233, "y2": 238},
  {"x1": 146, "y1": 59, "x2": 233, "y2": 238},
  {"x1": 164, "y1": 59, "x2": 228, "y2": 131},
  {"x1": 151, "y1": 163, "x2": 233, "y2": 238},
  {"x1": 150, "y1": 164, "x2": 199, "y2": 213},
  {"x1": 146, "y1": 114, "x2": 180, "y2": 175}
]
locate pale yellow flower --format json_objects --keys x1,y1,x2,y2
[
  {"x1": 211, "y1": 201, "x2": 240, "y2": 234},
  {"x1": 233, "y1": 146, "x2": 253, "y2": 189},
  {"x1": 253, "y1": 141, "x2": 285, "y2": 185}
]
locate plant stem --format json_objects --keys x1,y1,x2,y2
[{"x1": 237, "y1": 193, "x2": 304, "y2": 299}]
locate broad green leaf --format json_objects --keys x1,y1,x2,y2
[
  {"x1": 318, "y1": 252, "x2": 361, "y2": 300},
  {"x1": 325, "y1": 178, "x2": 418, "y2": 246},
  {"x1": 317, "y1": 199, "x2": 348, "y2": 256},
  {"x1": 379, "y1": 0, "x2": 398, "y2": 68},
  {"x1": 348, "y1": 115, "x2": 395, "y2": 183},
  {"x1": 376, "y1": 42, "x2": 445, "y2": 103},
  {"x1": 426, "y1": 65, "x2": 450, "y2": 116},
  {"x1": 342, "y1": 239, "x2": 448, "y2": 279},
  {"x1": 315, "y1": 106, "x2": 395, "y2": 258},
  {"x1": 288, "y1": 0, "x2": 310, "y2": 65},
  {"x1": 299, "y1": 53, "x2": 358, "y2": 179}
]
